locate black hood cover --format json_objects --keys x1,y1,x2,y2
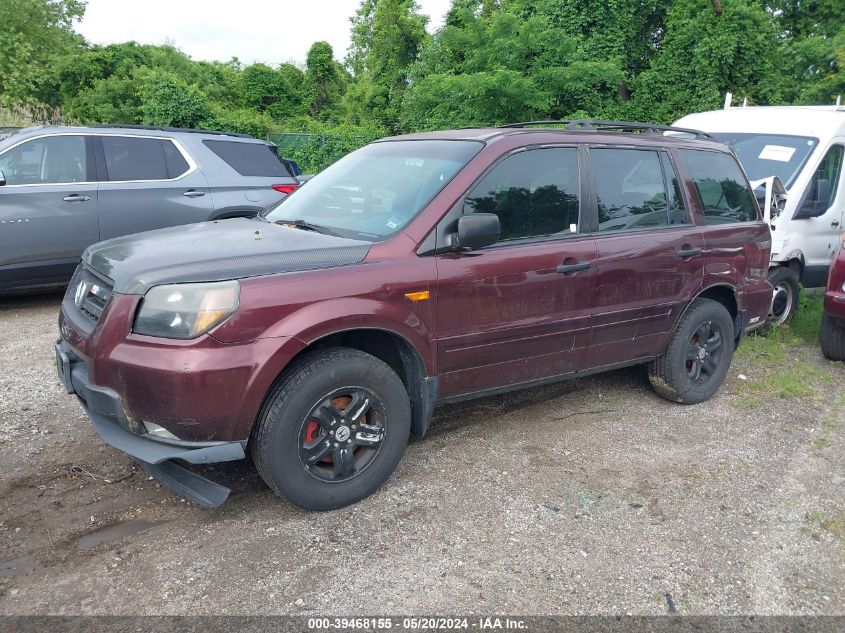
[{"x1": 83, "y1": 218, "x2": 372, "y2": 294}]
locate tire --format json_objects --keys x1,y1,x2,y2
[
  {"x1": 251, "y1": 347, "x2": 411, "y2": 511},
  {"x1": 766, "y1": 266, "x2": 800, "y2": 327},
  {"x1": 648, "y1": 298, "x2": 735, "y2": 405},
  {"x1": 821, "y1": 313, "x2": 845, "y2": 361}
]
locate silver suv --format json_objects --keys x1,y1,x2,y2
[{"x1": 0, "y1": 125, "x2": 300, "y2": 291}]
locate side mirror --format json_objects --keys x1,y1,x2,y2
[
  {"x1": 0, "y1": 169, "x2": 6, "y2": 186},
  {"x1": 795, "y1": 178, "x2": 831, "y2": 219},
  {"x1": 451, "y1": 213, "x2": 500, "y2": 251}
]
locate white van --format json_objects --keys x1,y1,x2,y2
[{"x1": 675, "y1": 106, "x2": 845, "y2": 324}]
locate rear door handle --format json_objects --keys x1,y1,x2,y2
[
  {"x1": 677, "y1": 247, "x2": 703, "y2": 258},
  {"x1": 556, "y1": 262, "x2": 591, "y2": 274},
  {"x1": 182, "y1": 190, "x2": 205, "y2": 198},
  {"x1": 63, "y1": 194, "x2": 91, "y2": 202},
  {"x1": 833, "y1": 220, "x2": 841, "y2": 228}
]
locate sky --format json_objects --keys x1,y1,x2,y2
[{"x1": 76, "y1": 0, "x2": 454, "y2": 67}]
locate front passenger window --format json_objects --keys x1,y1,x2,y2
[
  {"x1": 0, "y1": 135, "x2": 88, "y2": 185},
  {"x1": 464, "y1": 148, "x2": 580, "y2": 242}
]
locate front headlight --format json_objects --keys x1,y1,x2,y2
[{"x1": 133, "y1": 281, "x2": 239, "y2": 339}]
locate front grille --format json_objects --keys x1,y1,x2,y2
[{"x1": 65, "y1": 265, "x2": 114, "y2": 328}]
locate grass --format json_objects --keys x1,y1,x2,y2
[
  {"x1": 806, "y1": 511, "x2": 845, "y2": 541},
  {"x1": 790, "y1": 289, "x2": 826, "y2": 344},
  {"x1": 732, "y1": 292, "x2": 837, "y2": 403},
  {"x1": 736, "y1": 360, "x2": 833, "y2": 402}
]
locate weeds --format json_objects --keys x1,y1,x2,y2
[
  {"x1": 806, "y1": 511, "x2": 845, "y2": 541},
  {"x1": 733, "y1": 293, "x2": 833, "y2": 402}
]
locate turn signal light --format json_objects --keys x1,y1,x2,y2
[{"x1": 405, "y1": 291, "x2": 430, "y2": 302}]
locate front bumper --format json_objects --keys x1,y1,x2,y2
[{"x1": 56, "y1": 340, "x2": 245, "y2": 508}]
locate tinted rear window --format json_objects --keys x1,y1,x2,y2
[
  {"x1": 102, "y1": 136, "x2": 169, "y2": 181},
  {"x1": 203, "y1": 140, "x2": 293, "y2": 177},
  {"x1": 679, "y1": 149, "x2": 759, "y2": 223}
]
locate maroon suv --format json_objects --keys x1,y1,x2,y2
[
  {"x1": 821, "y1": 237, "x2": 845, "y2": 361},
  {"x1": 56, "y1": 121, "x2": 773, "y2": 510}
]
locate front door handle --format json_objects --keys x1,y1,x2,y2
[
  {"x1": 63, "y1": 194, "x2": 91, "y2": 202},
  {"x1": 556, "y1": 261, "x2": 591, "y2": 274},
  {"x1": 833, "y1": 220, "x2": 841, "y2": 228},
  {"x1": 677, "y1": 247, "x2": 703, "y2": 258},
  {"x1": 182, "y1": 190, "x2": 206, "y2": 198}
]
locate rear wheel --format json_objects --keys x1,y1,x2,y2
[
  {"x1": 251, "y1": 348, "x2": 411, "y2": 510},
  {"x1": 821, "y1": 313, "x2": 845, "y2": 361},
  {"x1": 648, "y1": 298, "x2": 735, "y2": 404},
  {"x1": 767, "y1": 266, "x2": 800, "y2": 327}
]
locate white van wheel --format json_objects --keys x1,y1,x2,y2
[{"x1": 767, "y1": 267, "x2": 800, "y2": 327}]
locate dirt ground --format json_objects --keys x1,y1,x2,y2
[{"x1": 0, "y1": 291, "x2": 843, "y2": 615}]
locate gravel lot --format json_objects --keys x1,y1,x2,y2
[{"x1": 0, "y1": 291, "x2": 843, "y2": 615}]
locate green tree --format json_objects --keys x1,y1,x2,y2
[
  {"x1": 304, "y1": 41, "x2": 345, "y2": 119},
  {"x1": 760, "y1": 1, "x2": 845, "y2": 104},
  {"x1": 140, "y1": 71, "x2": 214, "y2": 128},
  {"x1": 345, "y1": 0, "x2": 428, "y2": 130},
  {"x1": 402, "y1": 70, "x2": 548, "y2": 129},
  {"x1": 0, "y1": 0, "x2": 86, "y2": 108},
  {"x1": 629, "y1": 0, "x2": 783, "y2": 123},
  {"x1": 347, "y1": 0, "x2": 378, "y2": 76}
]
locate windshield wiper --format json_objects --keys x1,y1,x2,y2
[{"x1": 274, "y1": 218, "x2": 339, "y2": 236}]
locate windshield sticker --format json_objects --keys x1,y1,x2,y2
[
  {"x1": 758, "y1": 145, "x2": 796, "y2": 162},
  {"x1": 386, "y1": 217, "x2": 400, "y2": 229},
  {"x1": 405, "y1": 158, "x2": 425, "y2": 167}
]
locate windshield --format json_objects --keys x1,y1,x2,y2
[
  {"x1": 710, "y1": 133, "x2": 818, "y2": 188},
  {"x1": 265, "y1": 139, "x2": 483, "y2": 240}
]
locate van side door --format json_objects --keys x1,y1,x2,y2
[
  {"x1": 95, "y1": 134, "x2": 214, "y2": 240},
  {"x1": 0, "y1": 134, "x2": 98, "y2": 288},
  {"x1": 791, "y1": 142, "x2": 845, "y2": 285},
  {"x1": 585, "y1": 146, "x2": 705, "y2": 366}
]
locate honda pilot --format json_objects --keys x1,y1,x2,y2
[{"x1": 56, "y1": 121, "x2": 773, "y2": 510}]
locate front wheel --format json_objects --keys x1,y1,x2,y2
[
  {"x1": 821, "y1": 313, "x2": 845, "y2": 361},
  {"x1": 251, "y1": 348, "x2": 411, "y2": 510},
  {"x1": 648, "y1": 298, "x2": 735, "y2": 404},
  {"x1": 767, "y1": 266, "x2": 800, "y2": 327}
]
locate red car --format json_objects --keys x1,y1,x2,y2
[
  {"x1": 821, "y1": 238, "x2": 845, "y2": 361},
  {"x1": 56, "y1": 121, "x2": 773, "y2": 510}
]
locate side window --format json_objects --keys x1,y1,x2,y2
[
  {"x1": 203, "y1": 140, "x2": 293, "y2": 177},
  {"x1": 592, "y1": 148, "x2": 668, "y2": 232},
  {"x1": 679, "y1": 149, "x2": 758, "y2": 223},
  {"x1": 806, "y1": 144, "x2": 843, "y2": 211},
  {"x1": 464, "y1": 148, "x2": 580, "y2": 242},
  {"x1": 101, "y1": 136, "x2": 169, "y2": 181},
  {"x1": 0, "y1": 135, "x2": 88, "y2": 185},
  {"x1": 661, "y1": 153, "x2": 690, "y2": 225},
  {"x1": 163, "y1": 140, "x2": 190, "y2": 179}
]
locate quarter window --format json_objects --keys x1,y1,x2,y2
[
  {"x1": 592, "y1": 148, "x2": 671, "y2": 232},
  {"x1": 101, "y1": 136, "x2": 189, "y2": 181},
  {"x1": 0, "y1": 135, "x2": 88, "y2": 185},
  {"x1": 203, "y1": 140, "x2": 293, "y2": 177},
  {"x1": 464, "y1": 148, "x2": 580, "y2": 242},
  {"x1": 679, "y1": 149, "x2": 758, "y2": 224}
]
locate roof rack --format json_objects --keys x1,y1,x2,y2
[
  {"x1": 89, "y1": 124, "x2": 255, "y2": 139},
  {"x1": 498, "y1": 119, "x2": 716, "y2": 141}
]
